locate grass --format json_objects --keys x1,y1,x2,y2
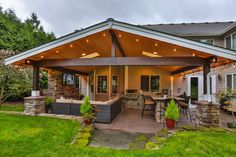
[
  {"x1": 0, "y1": 113, "x2": 236, "y2": 157},
  {"x1": 0, "y1": 102, "x2": 24, "y2": 112}
]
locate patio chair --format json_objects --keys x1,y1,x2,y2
[
  {"x1": 140, "y1": 94, "x2": 156, "y2": 119},
  {"x1": 228, "y1": 98, "x2": 236, "y2": 122},
  {"x1": 178, "y1": 96, "x2": 192, "y2": 122}
]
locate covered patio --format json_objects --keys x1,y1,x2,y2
[{"x1": 5, "y1": 18, "x2": 236, "y2": 128}]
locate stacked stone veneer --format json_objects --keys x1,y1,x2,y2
[
  {"x1": 196, "y1": 101, "x2": 220, "y2": 127},
  {"x1": 44, "y1": 69, "x2": 80, "y2": 99},
  {"x1": 24, "y1": 96, "x2": 45, "y2": 115}
]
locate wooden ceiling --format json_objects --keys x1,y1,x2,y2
[{"x1": 15, "y1": 28, "x2": 231, "y2": 73}]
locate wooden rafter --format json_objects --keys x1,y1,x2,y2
[
  {"x1": 171, "y1": 66, "x2": 199, "y2": 75},
  {"x1": 109, "y1": 30, "x2": 126, "y2": 57}
]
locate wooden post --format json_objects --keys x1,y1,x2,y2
[
  {"x1": 203, "y1": 63, "x2": 210, "y2": 94},
  {"x1": 111, "y1": 36, "x2": 116, "y2": 57},
  {"x1": 33, "y1": 64, "x2": 40, "y2": 91}
]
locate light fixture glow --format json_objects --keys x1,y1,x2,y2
[
  {"x1": 153, "y1": 52, "x2": 158, "y2": 55},
  {"x1": 136, "y1": 38, "x2": 139, "y2": 42},
  {"x1": 142, "y1": 51, "x2": 162, "y2": 57},
  {"x1": 26, "y1": 60, "x2": 30, "y2": 64},
  {"x1": 192, "y1": 53, "x2": 195, "y2": 56},
  {"x1": 173, "y1": 49, "x2": 177, "y2": 52},
  {"x1": 81, "y1": 52, "x2": 100, "y2": 58},
  {"x1": 155, "y1": 43, "x2": 158, "y2": 46},
  {"x1": 103, "y1": 33, "x2": 106, "y2": 37},
  {"x1": 82, "y1": 53, "x2": 86, "y2": 56},
  {"x1": 40, "y1": 55, "x2": 44, "y2": 59},
  {"x1": 70, "y1": 44, "x2": 73, "y2": 48},
  {"x1": 86, "y1": 39, "x2": 89, "y2": 43},
  {"x1": 56, "y1": 50, "x2": 59, "y2": 54},
  {"x1": 118, "y1": 34, "x2": 121, "y2": 37}
]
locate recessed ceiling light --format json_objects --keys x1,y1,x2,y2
[
  {"x1": 173, "y1": 49, "x2": 177, "y2": 52},
  {"x1": 26, "y1": 60, "x2": 30, "y2": 64},
  {"x1": 153, "y1": 52, "x2": 158, "y2": 55},
  {"x1": 192, "y1": 53, "x2": 195, "y2": 56},
  {"x1": 56, "y1": 50, "x2": 59, "y2": 54},
  {"x1": 70, "y1": 44, "x2": 73, "y2": 48},
  {"x1": 86, "y1": 39, "x2": 89, "y2": 43},
  {"x1": 103, "y1": 33, "x2": 106, "y2": 37},
  {"x1": 155, "y1": 43, "x2": 158, "y2": 46},
  {"x1": 40, "y1": 55, "x2": 44, "y2": 59},
  {"x1": 82, "y1": 53, "x2": 86, "y2": 56},
  {"x1": 118, "y1": 34, "x2": 121, "y2": 38},
  {"x1": 136, "y1": 38, "x2": 139, "y2": 42}
]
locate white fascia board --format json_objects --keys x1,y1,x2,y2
[
  {"x1": 5, "y1": 21, "x2": 111, "y2": 65},
  {"x1": 111, "y1": 22, "x2": 236, "y2": 60}
]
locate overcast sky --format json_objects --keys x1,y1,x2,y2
[{"x1": 0, "y1": 0, "x2": 235, "y2": 37}]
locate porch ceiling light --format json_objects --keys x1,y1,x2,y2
[
  {"x1": 80, "y1": 52, "x2": 100, "y2": 58},
  {"x1": 155, "y1": 43, "x2": 158, "y2": 46},
  {"x1": 86, "y1": 39, "x2": 89, "y2": 43},
  {"x1": 136, "y1": 38, "x2": 139, "y2": 42},
  {"x1": 70, "y1": 44, "x2": 73, "y2": 48},
  {"x1": 118, "y1": 34, "x2": 121, "y2": 38},
  {"x1": 173, "y1": 49, "x2": 177, "y2": 52},
  {"x1": 82, "y1": 53, "x2": 86, "y2": 56},
  {"x1": 153, "y1": 51, "x2": 158, "y2": 55},
  {"x1": 56, "y1": 50, "x2": 59, "y2": 54},
  {"x1": 142, "y1": 51, "x2": 161, "y2": 57},
  {"x1": 192, "y1": 53, "x2": 195, "y2": 56},
  {"x1": 103, "y1": 33, "x2": 106, "y2": 37},
  {"x1": 40, "y1": 55, "x2": 44, "y2": 59}
]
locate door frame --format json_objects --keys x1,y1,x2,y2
[{"x1": 187, "y1": 74, "x2": 203, "y2": 101}]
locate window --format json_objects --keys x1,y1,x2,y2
[
  {"x1": 97, "y1": 75, "x2": 107, "y2": 93},
  {"x1": 200, "y1": 39, "x2": 214, "y2": 45},
  {"x1": 141, "y1": 75, "x2": 149, "y2": 91},
  {"x1": 141, "y1": 75, "x2": 160, "y2": 92},
  {"x1": 225, "y1": 33, "x2": 236, "y2": 50},
  {"x1": 226, "y1": 74, "x2": 236, "y2": 90},
  {"x1": 226, "y1": 36, "x2": 231, "y2": 49},
  {"x1": 112, "y1": 76, "x2": 119, "y2": 93},
  {"x1": 151, "y1": 75, "x2": 160, "y2": 92}
]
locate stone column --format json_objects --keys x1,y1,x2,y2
[
  {"x1": 195, "y1": 101, "x2": 220, "y2": 127},
  {"x1": 24, "y1": 96, "x2": 45, "y2": 115}
]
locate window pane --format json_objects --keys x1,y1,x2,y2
[
  {"x1": 232, "y1": 34, "x2": 236, "y2": 50},
  {"x1": 97, "y1": 75, "x2": 107, "y2": 93},
  {"x1": 151, "y1": 75, "x2": 160, "y2": 92},
  {"x1": 141, "y1": 75, "x2": 149, "y2": 91},
  {"x1": 112, "y1": 76, "x2": 118, "y2": 93},
  {"x1": 233, "y1": 74, "x2": 236, "y2": 90},
  {"x1": 200, "y1": 39, "x2": 214, "y2": 45},
  {"x1": 226, "y1": 75, "x2": 232, "y2": 89},
  {"x1": 226, "y1": 36, "x2": 231, "y2": 49}
]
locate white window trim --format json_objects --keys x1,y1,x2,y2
[
  {"x1": 111, "y1": 75, "x2": 119, "y2": 94},
  {"x1": 225, "y1": 73, "x2": 236, "y2": 90},
  {"x1": 224, "y1": 31, "x2": 236, "y2": 49},
  {"x1": 200, "y1": 39, "x2": 215, "y2": 45},
  {"x1": 96, "y1": 75, "x2": 108, "y2": 94},
  {"x1": 140, "y1": 74, "x2": 161, "y2": 93}
]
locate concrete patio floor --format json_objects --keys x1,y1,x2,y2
[{"x1": 95, "y1": 108, "x2": 195, "y2": 133}]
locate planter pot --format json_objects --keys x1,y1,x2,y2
[
  {"x1": 165, "y1": 119, "x2": 176, "y2": 129},
  {"x1": 84, "y1": 118, "x2": 92, "y2": 125}
]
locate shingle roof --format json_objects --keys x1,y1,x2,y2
[{"x1": 142, "y1": 21, "x2": 236, "y2": 36}]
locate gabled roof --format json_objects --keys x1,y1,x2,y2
[
  {"x1": 5, "y1": 18, "x2": 236, "y2": 65},
  {"x1": 142, "y1": 21, "x2": 236, "y2": 36}
]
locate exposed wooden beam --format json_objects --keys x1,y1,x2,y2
[
  {"x1": 47, "y1": 67, "x2": 89, "y2": 76},
  {"x1": 37, "y1": 57, "x2": 206, "y2": 67},
  {"x1": 171, "y1": 66, "x2": 199, "y2": 75},
  {"x1": 109, "y1": 30, "x2": 126, "y2": 57}
]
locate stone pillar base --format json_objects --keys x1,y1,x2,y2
[
  {"x1": 195, "y1": 101, "x2": 220, "y2": 127},
  {"x1": 24, "y1": 96, "x2": 45, "y2": 115}
]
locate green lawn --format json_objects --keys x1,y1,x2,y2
[
  {"x1": 0, "y1": 103, "x2": 24, "y2": 112},
  {"x1": 0, "y1": 113, "x2": 236, "y2": 157}
]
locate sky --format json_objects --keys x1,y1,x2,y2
[{"x1": 0, "y1": 0, "x2": 235, "y2": 37}]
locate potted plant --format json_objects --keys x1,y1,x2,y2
[
  {"x1": 80, "y1": 96, "x2": 95, "y2": 125},
  {"x1": 164, "y1": 99, "x2": 180, "y2": 129},
  {"x1": 45, "y1": 96, "x2": 55, "y2": 113}
]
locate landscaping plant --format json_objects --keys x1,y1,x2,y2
[
  {"x1": 164, "y1": 99, "x2": 180, "y2": 129},
  {"x1": 44, "y1": 96, "x2": 55, "y2": 113},
  {"x1": 80, "y1": 96, "x2": 96, "y2": 125}
]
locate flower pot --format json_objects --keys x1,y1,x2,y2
[
  {"x1": 165, "y1": 119, "x2": 176, "y2": 129},
  {"x1": 84, "y1": 118, "x2": 92, "y2": 125}
]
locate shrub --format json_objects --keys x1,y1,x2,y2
[
  {"x1": 45, "y1": 96, "x2": 55, "y2": 107},
  {"x1": 80, "y1": 96, "x2": 92, "y2": 118},
  {"x1": 164, "y1": 99, "x2": 180, "y2": 121}
]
